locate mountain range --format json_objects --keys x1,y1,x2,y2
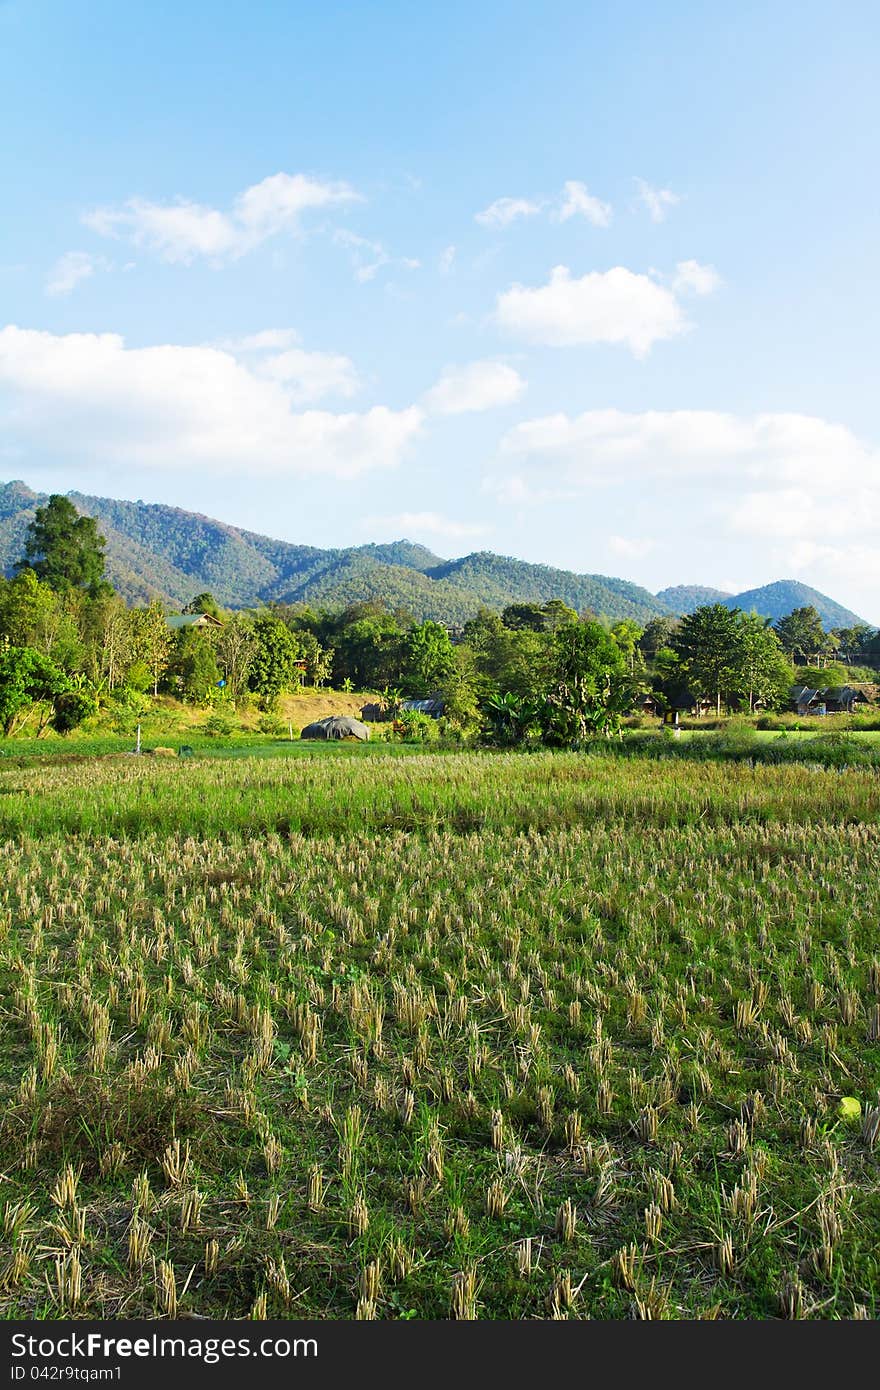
[{"x1": 0, "y1": 480, "x2": 871, "y2": 629}]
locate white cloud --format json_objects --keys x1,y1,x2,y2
[
  {"x1": 557, "y1": 181, "x2": 612, "y2": 227},
  {"x1": 0, "y1": 325, "x2": 421, "y2": 478},
  {"x1": 217, "y1": 328, "x2": 301, "y2": 353},
  {"x1": 423, "y1": 361, "x2": 525, "y2": 415},
  {"x1": 364, "y1": 511, "x2": 489, "y2": 541},
  {"x1": 45, "y1": 251, "x2": 107, "y2": 297},
  {"x1": 495, "y1": 265, "x2": 690, "y2": 356},
  {"x1": 439, "y1": 244, "x2": 456, "y2": 274},
  {"x1": 499, "y1": 409, "x2": 873, "y2": 486},
  {"x1": 476, "y1": 183, "x2": 613, "y2": 229},
  {"x1": 475, "y1": 196, "x2": 544, "y2": 228},
  {"x1": 672, "y1": 259, "x2": 721, "y2": 296},
  {"x1": 257, "y1": 347, "x2": 361, "y2": 404},
  {"x1": 635, "y1": 178, "x2": 681, "y2": 222},
  {"x1": 495, "y1": 408, "x2": 880, "y2": 585},
  {"x1": 83, "y1": 172, "x2": 361, "y2": 265}
]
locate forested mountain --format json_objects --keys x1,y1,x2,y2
[
  {"x1": 1, "y1": 480, "x2": 870, "y2": 626},
  {"x1": 656, "y1": 584, "x2": 732, "y2": 612},
  {"x1": 0, "y1": 481, "x2": 674, "y2": 622},
  {"x1": 717, "y1": 580, "x2": 866, "y2": 629}
]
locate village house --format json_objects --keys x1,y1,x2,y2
[
  {"x1": 789, "y1": 684, "x2": 869, "y2": 716},
  {"x1": 166, "y1": 612, "x2": 224, "y2": 631}
]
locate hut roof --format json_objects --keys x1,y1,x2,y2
[{"x1": 300, "y1": 715, "x2": 370, "y2": 741}]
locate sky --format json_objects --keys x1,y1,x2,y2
[{"x1": 1, "y1": 0, "x2": 879, "y2": 621}]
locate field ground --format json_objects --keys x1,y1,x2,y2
[{"x1": 0, "y1": 749, "x2": 878, "y2": 1319}]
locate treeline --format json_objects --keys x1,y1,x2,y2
[{"x1": 1, "y1": 495, "x2": 877, "y2": 741}]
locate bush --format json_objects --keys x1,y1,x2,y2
[
  {"x1": 52, "y1": 687, "x2": 98, "y2": 734},
  {"x1": 202, "y1": 713, "x2": 235, "y2": 738},
  {"x1": 398, "y1": 710, "x2": 439, "y2": 742},
  {"x1": 258, "y1": 714, "x2": 287, "y2": 737}
]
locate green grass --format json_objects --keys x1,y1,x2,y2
[{"x1": 0, "y1": 750, "x2": 878, "y2": 1320}]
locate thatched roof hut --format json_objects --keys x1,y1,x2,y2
[{"x1": 300, "y1": 715, "x2": 370, "y2": 741}]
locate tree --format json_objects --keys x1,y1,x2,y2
[
  {"x1": 214, "y1": 613, "x2": 257, "y2": 700},
  {"x1": 248, "y1": 613, "x2": 300, "y2": 705},
  {"x1": 673, "y1": 604, "x2": 742, "y2": 717},
  {"x1": 540, "y1": 619, "x2": 630, "y2": 743},
  {"x1": 501, "y1": 600, "x2": 578, "y2": 632},
  {"x1": 333, "y1": 615, "x2": 406, "y2": 689},
  {"x1": 129, "y1": 601, "x2": 173, "y2": 695},
  {"x1": 184, "y1": 591, "x2": 223, "y2": 619},
  {"x1": 297, "y1": 631, "x2": 333, "y2": 688},
  {"x1": 501, "y1": 603, "x2": 549, "y2": 632},
  {"x1": 732, "y1": 614, "x2": 793, "y2": 711},
  {"x1": 639, "y1": 616, "x2": 680, "y2": 660},
  {"x1": 0, "y1": 570, "x2": 84, "y2": 669},
  {"x1": 404, "y1": 621, "x2": 456, "y2": 697},
  {"x1": 774, "y1": 606, "x2": 826, "y2": 664},
  {"x1": 17, "y1": 496, "x2": 108, "y2": 596},
  {"x1": 0, "y1": 646, "x2": 69, "y2": 735},
  {"x1": 611, "y1": 619, "x2": 643, "y2": 674},
  {"x1": 167, "y1": 628, "x2": 220, "y2": 703}
]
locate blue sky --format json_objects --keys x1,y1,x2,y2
[{"x1": 1, "y1": 0, "x2": 879, "y2": 620}]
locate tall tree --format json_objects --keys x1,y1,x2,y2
[
  {"x1": 248, "y1": 613, "x2": 301, "y2": 704},
  {"x1": 541, "y1": 619, "x2": 630, "y2": 742},
  {"x1": 733, "y1": 614, "x2": 793, "y2": 711},
  {"x1": 404, "y1": 621, "x2": 456, "y2": 697},
  {"x1": 130, "y1": 601, "x2": 174, "y2": 695},
  {"x1": 673, "y1": 604, "x2": 742, "y2": 717},
  {"x1": 17, "y1": 496, "x2": 108, "y2": 596},
  {"x1": 214, "y1": 613, "x2": 257, "y2": 700},
  {"x1": 774, "y1": 606, "x2": 826, "y2": 664}
]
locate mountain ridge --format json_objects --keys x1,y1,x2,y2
[{"x1": 0, "y1": 480, "x2": 872, "y2": 628}]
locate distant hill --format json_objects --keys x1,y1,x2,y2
[
  {"x1": 719, "y1": 580, "x2": 868, "y2": 630},
  {"x1": 2, "y1": 481, "x2": 871, "y2": 628},
  {"x1": 656, "y1": 584, "x2": 733, "y2": 613},
  {"x1": 0, "y1": 481, "x2": 674, "y2": 624}
]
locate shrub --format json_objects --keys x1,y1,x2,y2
[
  {"x1": 202, "y1": 713, "x2": 235, "y2": 738},
  {"x1": 398, "y1": 709, "x2": 438, "y2": 742}
]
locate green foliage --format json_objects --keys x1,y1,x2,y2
[
  {"x1": 397, "y1": 709, "x2": 439, "y2": 741},
  {"x1": 673, "y1": 604, "x2": 742, "y2": 716},
  {"x1": 248, "y1": 613, "x2": 301, "y2": 703},
  {"x1": 404, "y1": 620, "x2": 456, "y2": 697},
  {"x1": 774, "y1": 605, "x2": 828, "y2": 662},
  {"x1": 51, "y1": 684, "x2": 98, "y2": 733},
  {"x1": 0, "y1": 645, "x2": 69, "y2": 735},
  {"x1": 17, "y1": 495, "x2": 108, "y2": 596},
  {"x1": 166, "y1": 628, "x2": 220, "y2": 704},
  {"x1": 540, "y1": 619, "x2": 630, "y2": 743}
]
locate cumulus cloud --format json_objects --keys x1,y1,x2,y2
[
  {"x1": 423, "y1": 361, "x2": 525, "y2": 415},
  {"x1": 256, "y1": 348, "x2": 361, "y2": 404},
  {"x1": 45, "y1": 251, "x2": 107, "y2": 297},
  {"x1": 363, "y1": 511, "x2": 489, "y2": 541},
  {"x1": 499, "y1": 408, "x2": 873, "y2": 485},
  {"x1": 635, "y1": 178, "x2": 681, "y2": 222},
  {"x1": 0, "y1": 325, "x2": 421, "y2": 478},
  {"x1": 475, "y1": 196, "x2": 544, "y2": 227},
  {"x1": 495, "y1": 265, "x2": 691, "y2": 355},
  {"x1": 557, "y1": 181, "x2": 612, "y2": 227},
  {"x1": 83, "y1": 172, "x2": 361, "y2": 265},
  {"x1": 439, "y1": 244, "x2": 456, "y2": 274},
  {"x1": 492, "y1": 408, "x2": 880, "y2": 597}
]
